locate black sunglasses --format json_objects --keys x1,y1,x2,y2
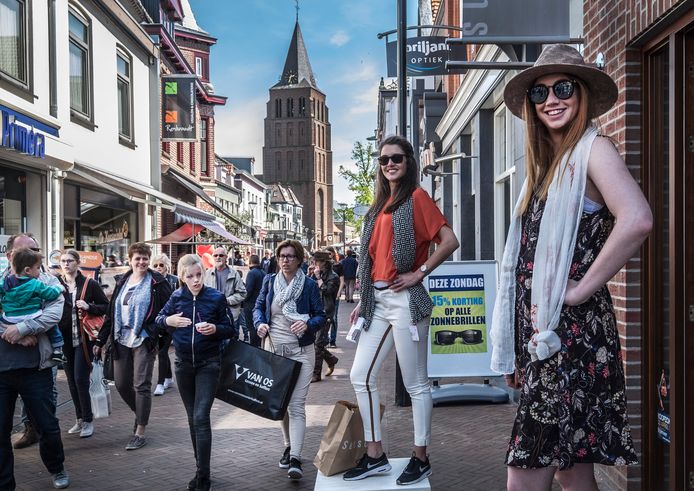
[
  {"x1": 378, "y1": 153, "x2": 405, "y2": 166},
  {"x1": 434, "y1": 329, "x2": 483, "y2": 345},
  {"x1": 527, "y1": 79, "x2": 578, "y2": 105}
]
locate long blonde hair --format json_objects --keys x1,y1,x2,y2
[{"x1": 518, "y1": 77, "x2": 591, "y2": 214}]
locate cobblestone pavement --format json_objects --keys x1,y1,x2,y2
[{"x1": 10, "y1": 297, "x2": 587, "y2": 490}]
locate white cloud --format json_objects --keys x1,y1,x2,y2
[
  {"x1": 347, "y1": 81, "x2": 380, "y2": 116},
  {"x1": 329, "y1": 30, "x2": 350, "y2": 47},
  {"x1": 213, "y1": 96, "x2": 267, "y2": 171}
]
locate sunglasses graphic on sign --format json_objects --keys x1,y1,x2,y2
[{"x1": 434, "y1": 329, "x2": 483, "y2": 345}]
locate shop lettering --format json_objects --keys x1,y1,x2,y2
[
  {"x1": 1, "y1": 111, "x2": 45, "y2": 159},
  {"x1": 406, "y1": 40, "x2": 447, "y2": 57},
  {"x1": 341, "y1": 439, "x2": 364, "y2": 450},
  {"x1": 234, "y1": 364, "x2": 273, "y2": 388}
]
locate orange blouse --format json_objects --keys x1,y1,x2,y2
[{"x1": 368, "y1": 188, "x2": 449, "y2": 282}]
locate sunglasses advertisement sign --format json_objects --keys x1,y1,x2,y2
[{"x1": 426, "y1": 260, "x2": 498, "y2": 378}]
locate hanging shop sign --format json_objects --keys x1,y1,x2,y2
[
  {"x1": 1, "y1": 109, "x2": 46, "y2": 159},
  {"x1": 425, "y1": 260, "x2": 498, "y2": 378},
  {"x1": 161, "y1": 75, "x2": 197, "y2": 141},
  {"x1": 657, "y1": 369, "x2": 671, "y2": 444},
  {"x1": 461, "y1": 0, "x2": 570, "y2": 38},
  {"x1": 386, "y1": 36, "x2": 468, "y2": 77}
]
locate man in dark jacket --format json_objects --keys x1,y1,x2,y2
[
  {"x1": 341, "y1": 249, "x2": 358, "y2": 303},
  {"x1": 243, "y1": 255, "x2": 265, "y2": 347},
  {"x1": 310, "y1": 251, "x2": 339, "y2": 383}
]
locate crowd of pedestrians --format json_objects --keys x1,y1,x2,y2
[{"x1": 0, "y1": 44, "x2": 651, "y2": 491}]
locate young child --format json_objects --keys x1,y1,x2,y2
[{"x1": 0, "y1": 247, "x2": 65, "y2": 362}]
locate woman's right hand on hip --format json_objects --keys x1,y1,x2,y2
[
  {"x1": 257, "y1": 323, "x2": 269, "y2": 338},
  {"x1": 349, "y1": 302, "x2": 361, "y2": 325}
]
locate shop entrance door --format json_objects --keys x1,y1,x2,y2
[{"x1": 644, "y1": 22, "x2": 694, "y2": 490}]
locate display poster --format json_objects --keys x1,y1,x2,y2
[
  {"x1": 426, "y1": 261, "x2": 498, "y2": 378},
  {"x1": 161, "y1": 75, "x2": 197, "y2": 141}
]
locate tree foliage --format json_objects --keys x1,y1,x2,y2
[{"x1": 338, "y1": 141, "x2": 377, "y2": 207}]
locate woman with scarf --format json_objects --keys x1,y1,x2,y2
[
  {"x1": 343, "y1": 135, "x2": 459, "y2": 485},
  {"x1": 94, "y1": 243, "x2": 173, "y2": 451},
  {"x1": 253, "y1": 239, "x2": 325, "y2": 481},
  {"x1": 490, "y1": 45, "x2": 652, "y2": 490}
]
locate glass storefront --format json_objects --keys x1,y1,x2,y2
[
  {"x1": 0, "y1": 166, "x2": 26, "y2": 235},
  {"x1": 64, "y1": 182, "x2": 138, "y2": 265}
]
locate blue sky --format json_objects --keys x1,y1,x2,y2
[{"x1": 188, "y1": 0, "x2": 412, "y2": 204}]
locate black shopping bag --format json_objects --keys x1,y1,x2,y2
[{"x1": 216, "y1": 340, "x2": 302, "y2": 420}]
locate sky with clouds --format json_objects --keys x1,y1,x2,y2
[{"x1": 188, "y1": 0, "x2": 414, "y2": 204}]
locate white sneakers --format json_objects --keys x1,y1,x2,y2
[
  {"x1": 79, "y1": 421, "x2": 93, "y2": 438},
  {"x1": 67, "y1": 420, "x2": 83, "y2": 434},
  {"x1": 154, "y1": 378, "x2": 175, "y2": 396},
  {"x1": 68, "y1": 419, "x2": 93, "y2": 438}
]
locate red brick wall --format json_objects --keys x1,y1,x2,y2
[{"x1": 582, "y1": 1, "x2": 685, "y2": 489}]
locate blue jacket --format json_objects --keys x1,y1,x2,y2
[
  {"x1": 156, "y1": 285, "x2": 235, "y2": 363},
  {"x1": 253, "y1": 274, "x2": 325, "y2": 347},
  {"x1": 341, "y1": 256, "x2": 358, "y2": 280}
]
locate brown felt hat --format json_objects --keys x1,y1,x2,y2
[{"x1": 503, "y1": 44, "x2": 618, "y2": 119}]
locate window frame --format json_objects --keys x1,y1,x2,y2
[
  {"x1": 0, "y1": 0, "x2": 34, "y2": 101},
  {"x1": 116, "y1": 46, "x2": 134, "y2": 145},
  {"x1": 68, "y1": 5, "x2": 94, "y2": 127},
  {"x1": 493, "y1": 105, "x2": 516, "y2": 261}
]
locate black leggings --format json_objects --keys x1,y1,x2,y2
[
  {"x1": 157, "y1": 332, "x2": 173, "y2": 384},
  {"x1": 64, "y1": 339, "x2": 94, "y2": 422}
]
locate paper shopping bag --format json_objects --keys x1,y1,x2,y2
[{"x1": 314, "y1": 400, "x2": 385, "y2": 476}]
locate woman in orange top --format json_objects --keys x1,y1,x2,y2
[{"x1": 343, "y1": 135, "x2": 459, "y2": 485}]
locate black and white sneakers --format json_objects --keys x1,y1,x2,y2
[
  {"x1": 343, "y1": 452, "x2": 392, "y2": 481},
  {"x1": 279, "y1": 446, "x2": 291, "y2": 469},
  {"x1": 287, "y1": 458, "x2": 303, "y2": 480},
  {"x1": 396, "y1": 453, "x2": 432, "y2": 486}
]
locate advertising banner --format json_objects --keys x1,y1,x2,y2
[
  {"x1": 461, "y1": 0, "x2": 570, "y2": 38},
  {"x1": 161, "y1": 75, "x2": 196, "y2": 141},
  {"x1": 386, "y1": 36, "x2": 468, "y2": 77},
  {"x1": 426, "y1": 260, "x2": 498, "y2": 378}
]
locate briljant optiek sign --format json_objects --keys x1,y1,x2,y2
[
  {"x1": 0, "y1": 110, "x2": 45, "y2": 159},
  {"x1": 386, "y1": 36, "x2": 468, "y2": 77}
]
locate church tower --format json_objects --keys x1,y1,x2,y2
[{"x1": 262, "y1": 21, "x2": 333, "y2": 248}]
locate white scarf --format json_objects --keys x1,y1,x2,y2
[
  {"x1": 273, "y1": 269, "x2": 310, "y2": 323},
  {"x1": 490, "y1": 126, "x2": 598, "y2": 374}
]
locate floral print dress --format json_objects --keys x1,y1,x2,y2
[{"x1": 506, "y1": 196, "x2": 639, "y2": 470}]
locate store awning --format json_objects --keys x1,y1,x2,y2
[
  {"x1": 148, "y1": 221, "x2": 251, "y2": 245},
  {"x1": 165, "y1": 170, "x2": 242, "y2": 226}
]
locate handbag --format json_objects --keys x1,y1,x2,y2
[
  {"x1": 314, "y1": 400, "x2": 385, "y2": 476},
  {"x1": 79, "y1": 279, "x2": 105, "y2": 341},
  {"x1": 215, "y1": 339, "x2": 302, "y2": 421},
  {"x1": 89, "y1": 360, "x2": 112, "y2": 419}
]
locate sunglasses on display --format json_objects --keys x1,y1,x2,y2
[
  {"x1": 378, "y1": 153, "x2": 405, "y2": 166},
  {"x1": 527, "y1": 79, "x2": 578, "y2": 105},
  {"x1": 434, "y1": 329, "x2": 483, "y2": 345}
]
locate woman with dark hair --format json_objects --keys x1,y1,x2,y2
[
  {"x1": 491, "y1": 44, "x2": 651, "y2": 490},
  {"x1": 344, "y1": 135, "x2": 459, "y2": 485},
  {"x1": 94, "y1": 242, "x2": 173, "y2": 451},
  {"x1": 59, "y1": 250, "x2": 109, "y2": 439},
  {"x1": 254, "y1": 239, "x2": 325, "y2": 481}
]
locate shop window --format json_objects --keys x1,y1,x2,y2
[
  {"x1": 69, "y1": 7, "x2": 93, "y2": 122},
  {"x1": 200, "y1": 119, "x2": 208, "y2": 175},
  {"x1": 116, "y1": 48, "x2": 133, "y2": 142},
  {"x1": 0, "y1": 0, "x2": 30, "y2": 90},
  {"x1": 493, "y1": 106, "x2": 517, "y2": 260}
]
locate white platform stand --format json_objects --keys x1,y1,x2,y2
[{"x1": 314, "y1": 458, "x2": 431, "y2": 490}]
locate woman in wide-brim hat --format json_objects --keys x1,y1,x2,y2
[{"x1": 490, "y1": 44, "x2": 652, "y2": 490}]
